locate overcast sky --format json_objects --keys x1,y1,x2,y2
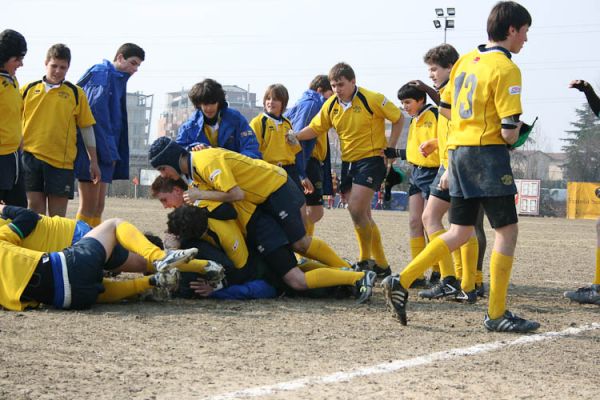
[{"x1": 8, "y1": 0, "x2": 600, "y2": 151}]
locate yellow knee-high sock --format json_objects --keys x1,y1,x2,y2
[
  {"x1": 488, "y1": 251, "x2": 514, "y2": 319},
  {"x1": 178, "y1": 259, "x2": 208, "y2": 273},
  {"x1": 594, "y1": 248, "x2": 600, "y2": 285},
  {"x1": 476, "y1": 270, "x2": 484, "y2": 285},
  {"x1": 304, "y1": 269, "x2": 364, "y2": 289},
  {"x1": 400, "y1": 238, "x2": 451, "y2": 289},
  {"x1": 76, "y1": 212, "x2": 96, "y2": 227},
  {"x1": 303, "y1": 237, "x2": 350, "y2": 268},
  {"x1": 115, "y1": 221, "x2": 165, "y2": 269},
  {"x1": 305, "y1": 219, "x2": 315, "y2": 237},
  {"x1": 428, "y1": 230, "x2": 454, "y2": 278},
  {"x1": 453, "y1": 248, "x2": 463, "y2": 280},
  {"x1": 91, "y1": 217, "x2": 102, "y2": 228},
  {"x1": 354, "y1": 224, "x2": 373, "y2": 261},
  {"x1": 460, "y1": 237, "x2": 479, "y2": 292},
  {"x1": 298, "y1": 259, "x2": 337, "y2": 271},
  {"x1": 409, "y1": 236, "x2": 427, "y2": 279},
  {"x1": 370, "y1": 222, "x2": 389, "y2": 267},
  {"x1": 97, "y1": 277, "x2": 152, "y2": 303}
]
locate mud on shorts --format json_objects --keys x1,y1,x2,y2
[
  {"x1": 448, "y1": 146, "x2": 518, "y2": 229},
  {"x1": 339, "y1": 156, "x2": 386, "y2": 194}
]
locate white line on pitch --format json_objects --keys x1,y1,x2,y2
[{"x1": 204, "y1": 323, "x2": 600, "y2": 400}]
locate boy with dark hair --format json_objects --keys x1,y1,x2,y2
[
  {"x1": 291, "y1": 62, "x2": 404, "y2": 277},
  {"x1": 21, "y1": 43, "x2": 99, "y2": 217},
  {"x1": 148, "y1": 138, "x2": 377, "y2": 301},
  {"x1": 250, "y1": 84, "x2": 305, "y2": 191},
  {"x1": 383, "y1": 1, "x2": 539, "y2": 333},
  {"x1": 74, "y1": 43, "x2": 145, "y2": 227},
  {"x1": 0, "y1": 29, "x2": 27, "y2": 208},
  {"x1": 285, "y1": 75, "x2": 334, "y2": 236},
  {"x1": 397, "y1": 83, "x2": 440, "y2": 288},
  {"x1": 563, "y1": 79, "x2": 600, "y2": 305},
  {"x1": 176, "y1": 78, "x2": 261, "y2": 159}
]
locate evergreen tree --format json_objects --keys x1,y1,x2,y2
[{"x1": 561, "y1": 105, "x2": 600, "y2": 182}]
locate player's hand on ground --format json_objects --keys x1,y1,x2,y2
[
  {"x1": 569, "y1": 79, "x2": 589, "y2": 92},
  {"x1": 190, "y1": 279, "x2": 214, "y2": 297},
  {"x1": 419, "y1": 139, "x2": 438, "y2": 157},
  {"x1": 191, "y1": 143, "x2": 210, "y2": 151},
  {"x1": 301, "y1": 178, "x2": 314, "y2": 194},
  {"x1": 183, "y1": 187, "x2": 202, "y2": 203},
  {"x1": 90, "y1": 161, "x2": 101, "y2": 184},
  {"x1": 286, "y1": 130, "x2": 300, "y2": 146}
]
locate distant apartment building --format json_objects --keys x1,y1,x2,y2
[
  {"x1": 511, "y1": 150, "x2": 566, "y2": 182},
  {"x1": 157, "y1": 85, "x2": 262, "y2": 139}
]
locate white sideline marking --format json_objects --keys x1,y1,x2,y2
[{"x1": 205, "y1": 323, "x2": 600, "y2": 400}]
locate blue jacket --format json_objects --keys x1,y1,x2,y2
[
  {"x1": 209, "y1": 279, "x2": 277, "y2": 300},
  {"x1": 74, "y1": 60, "x2": 131, "y2": 180},
  {"x1": 285, "y1": 90, "x2": 333, "y2": 194},
  {"x1": 176, "y1": 105, "x2": 261, "y2": 159}
]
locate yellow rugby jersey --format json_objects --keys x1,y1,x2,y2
[
  {"x1": 309, "y1": 87, "x2": 402, "y2": 162},
  {"x1": 204, "y1": 124, "x2": 219, "y2": 147},
  {"x1": 406, "y1": 105, "x2": 440, "y2": 168},
  {"x1": 198, "y1": 200, "x2": 250, "y2": 269},
  {"x1": 0, "y1": 214, "x2": 77, "y2": 252},
  {"x1": 441, "y1": 45, "x2": 523, "y2": 147},
  {"x1": 250, "y1": 113, "x2": 301, "y2": 166},
  {"x1": 437, "y1": 84, "x2": 452, "y2": 168},
  {"x1": 0, "y1": 225, "x2": 44, "y2": 311},
  {"x1": 311, "y1": 129, "x2": 328, "y2": 161},
  {"x1": 21, "y1": 80, "x2": 96, "y2": 169},
  {"x1": 189, "y1": 147, "x2": 287, "y2": 205},
  {"x1": 0, "y1": 74, "x2": 23, "y2": 155}
]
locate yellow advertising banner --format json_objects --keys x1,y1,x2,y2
[{"x1": 566, "y1": 182, "x2": 600, "y2": 220}]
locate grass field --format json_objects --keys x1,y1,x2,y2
[{"x1": 0, "y1": 197, "x2": 598, "y2": 400}]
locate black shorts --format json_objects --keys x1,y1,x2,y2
[
  {"x1": 282, "y1": 164, "x2": 303, "y2": 192},
  {"x1": 408, "y1": 165, "x2": 438, "y2": 199},
  {"x1": 339, "y1": 156, "x2": 386, "y2": 194},
  {"x1": 60, "y1": 237, "x2": 106, "y2": 310},
  {"x1": 22, "y1": 151, "x2": 75, "y2": 198},
  {"x1": 449, "y1": 146, "x2": 517, "y2": 199},
  {"x1": 449, "y1": 195, "x2": 518, "y2": 229},
  {"x1": 0, "y1": 151, "x2": 26, "y2": 207},
  {"x1": 429, "y1": 166, "x2": 450, "y2": 203},
  {"x1": 246, "y1": 207, "x2": 291, "y2": 256},
  {"x1": 305, "y1": 157, "x2": 324, "y2": 206},
  {"x1": 260, "y1": 177, "x2": 306, "y2": 244}
]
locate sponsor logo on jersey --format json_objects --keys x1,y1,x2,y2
[
  {"x1": 209, "y1": 169, "x2": 222, "y2": 182},
  {"x1": 508, "y1": 86, "x2": 521, "y2": 95}
]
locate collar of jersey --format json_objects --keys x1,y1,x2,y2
[
  {"x1": 0, "y1": 71, "x2": 16, "y2": 86},
  {"x1": 477, "y1": 44, "x2": 512, "y2": 59},
  {"x1": 337, "y1": 86, "x2": 359, "y2": 110},
  {"x1": 415, "y1": 103, "x2": 435, "y2": 122}
]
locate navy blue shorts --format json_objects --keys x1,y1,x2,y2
[
  {"x1": 0, "y1": 151, "x2": 27, "y2": 207},
  {"x1": 246, "y1": 208, "x2": 291, "y2": 256},
  {"x1": 75, "y1": 145, "x2": 115, "y2": 184},
  {"x1": 450, "y1": 195, "x2": 518, "y2": 229},
  {"x1": 449, "y1": 146, "x2": 517, "y2": 199},
  {"x1": 408, "y1": 165, "x2": 438, "y2": 199},
  {"x1": 429, "y1": 165, "x2": 451, "y2": 202},
  {"x1": 339, "y1": 156, "x2": 386, "y2": 194},
  {"x1": 305, "y1": 157, "x2": 324, "y2": 206},
  {"x1": 282, "y1": 164, "x2": 303, "y2": 192},
  {"x1": 22, "y1": 151, "x2": 75, "y2": 198},
  {"x1": 260, "y1": 177, "x2": 306, "y2": 244},
  {"x1": 58, "y1": 237, "x2": 106, "y2": 309}
]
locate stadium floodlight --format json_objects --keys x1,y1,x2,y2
[
  {"x1": 433, "y1": 7, "x2": 456, "y2": 43},
  {"x1": 447, "y1": 7, "x2": 455, "y2": 16},
  {"x1": 433, "y1": 20, "x2": 442, "y2": 29},
  {"x1": 435, "y1": 8, "x2": 444, "y2": 17},
  {"x1": 446, "y1": 19, "x2": 455, "y2": 29}
]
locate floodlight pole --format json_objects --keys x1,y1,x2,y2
[{"x1": 433, "y1": 8, "x2": 455, "y2": 44}]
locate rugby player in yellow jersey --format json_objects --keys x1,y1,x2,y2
[
  {"x1": 0, "y1": 29, "x2": 27, "y2": 208},
  {"x1": 383, "y1": 1, "x2": 539, "y2": 333},
  {"x1": 21, "y1": 44, "x2": 100, "y2": 217},
  {"x1": 0, "y1": 204, "x2": 199, "y2": 311},
  {"x1": 250, "y1": 84, "x2": 307, "y2": 193},
  {"x1": 408, "y1": 44, "x2": 484, "y2": 303},
  {"x1": 291, "y1": 63, "x2": 404, "y2": 277},
  {"x1": 563, "y1": 79, "x2": 600, "y2": 305},
  {"x1": 397, "y1": 83, "x2": 441, "y2": 288},
  {"x1": 148, "y1": 140, "x2": 376, "y2": 301}
]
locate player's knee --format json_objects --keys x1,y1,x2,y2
[
  {"x1": 283, "y1": 268, "x2": 308, "y2": 291},
  {"x1": 292, "y1": 236, "x2": 311, "y2": 253}
]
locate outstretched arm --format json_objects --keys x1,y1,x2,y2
[{"x1": 570, "y1": 80, "x2": 600, "y2": 117}]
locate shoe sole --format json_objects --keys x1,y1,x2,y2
[
  {"x1": 383, "y1": 281, "x2": 407, "y2": 326},
  {"x1": 355, "y1": 272, "x2": 376, "y2": 304},
  {"x1": 158, "y1": 249, "x2": 198, "y2": 272}
]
